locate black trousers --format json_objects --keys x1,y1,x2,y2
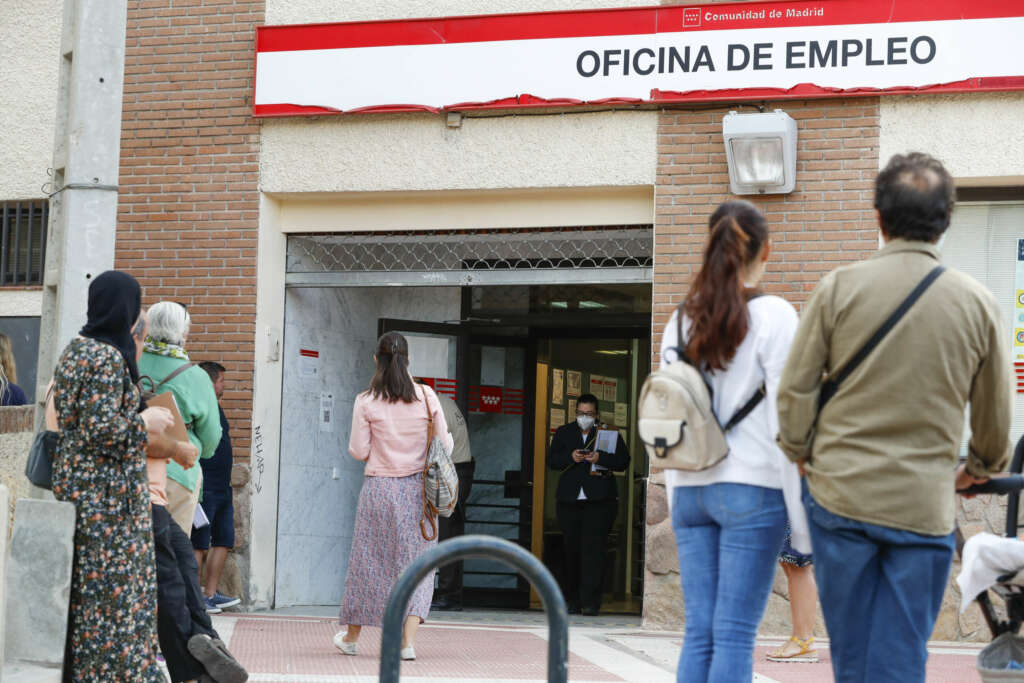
[
  {"x1": 152, "y1": 504, "x2": 217, "y2": 682},
  {"x1": 556, "y1": 499, "x2": 617, "y2": 611},
  {"x1": 435, "y1": 460, "x2": 475, "y2": 603}
]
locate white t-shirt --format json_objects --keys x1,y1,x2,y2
[{"x1": 659, "y1": 295, "x2": 798, "y2": 492}]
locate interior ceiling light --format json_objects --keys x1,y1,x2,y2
[
  {"x1": 722, "y1": 109, "x2": 798, "y2": 195},
  {"x1": 579, "y1": 301, "x2": 608, "y2": 309},
  {"x1": 595, "y1": 349, "x2": 629, "y2": 356}
]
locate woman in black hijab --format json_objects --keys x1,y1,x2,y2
[{"x1": 52, "y1": 270, "x2": 173, "y2": 682}]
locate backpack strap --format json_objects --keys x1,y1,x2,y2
[
  {"x1": 156, "y1": 362, "x2": 194, "y2": 391},
  {"x1": 818, "y1": 265, "x2": 945, "y2": 410},
  {"x1": 722, "y1": 384, "x2": 766, "y2": 432}
]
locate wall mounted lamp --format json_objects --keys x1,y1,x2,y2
[{"x1": 722, "y1": 109, "x2": 798, "y2": 195}]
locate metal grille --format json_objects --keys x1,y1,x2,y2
[
  {"x1": 1, "y1": 200, "x2": 49, "y2": 286},
  {"x1": 287, "y1": 227, "x2": 653, "y2": 274}
]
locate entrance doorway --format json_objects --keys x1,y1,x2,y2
[
  {"x1": 380, "y1": 285, "x2": 650, "y2": 611},
  {"x1": 276, "y1": 227, "x2": 654, "y2": 610}
]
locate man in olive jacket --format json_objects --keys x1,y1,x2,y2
[
  {"x1": 777, "y1": 153, "x2": 1011, "y2": 683},
  {"x1": 547, "y1": 393, "x2": 630, "y2": 616}
]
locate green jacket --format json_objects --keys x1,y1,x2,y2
[{"x1": 138, "y1": 351, "x2": 222, "y2": 493}]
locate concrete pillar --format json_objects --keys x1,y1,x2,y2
[
  {"x1": 35, "y1": 0, "x2": 128, "y2": 425},
  {"x1": 3, "y1": 498, "x2": 75, "y2": 676}
]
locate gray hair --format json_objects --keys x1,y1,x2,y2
[
  {"x1": 131, "y1": 311, "x2": 148, "y2": 342},
  {"x1": 146, "y1": 301, "x2": 190, "y2": 345}
]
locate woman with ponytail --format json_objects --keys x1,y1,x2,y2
[
  {"x1": 334, "y1": 332, "x2": 453, "y2": 662},
  {"x1": 658, "y1": 200, "x2": 809, "y2": 682}
]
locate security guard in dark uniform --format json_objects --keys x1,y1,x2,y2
[{"x1": 547, "y1": 393, "x2": 630, "y2": 615}]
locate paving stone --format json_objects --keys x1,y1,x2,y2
[{"x1": 4, "y1": 498, "x2": 75, "y2": 668}]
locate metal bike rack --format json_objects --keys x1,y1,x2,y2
[{"x1": 379, "y1": 534, "x2": 568, "y2": 682}]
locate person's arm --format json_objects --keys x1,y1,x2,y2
[
  {"x1": 348, "y1": 395, "x2": 372, "y2": 462},
  {"x1": 547, "y1": 427, "x2": 575, "y2": 469},
  {"x1": 428, "y1": 390, "x2": 455, "y2": 453},
  {"x1": 776, "y1": 274, "x2": 834, "y2": 463},
  {"x1": 191, "y1": 372, "x2": 223, "y2": 460},
  {"x1": 58, "y1": 355, "x2": 146, "y2": 456},
  {"x1": 964, "y1": 298, "x2": 1012, "y2": 478},
  {"x1": 759, "y1": 300, "x2": 799, "y2": 452},
  {"x1": 659, "y1": 310, "x2": 681, "y2": 370}
]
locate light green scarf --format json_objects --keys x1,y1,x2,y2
[{"x1": 143, "y1": 338, "x2": 190, "y2": 361}]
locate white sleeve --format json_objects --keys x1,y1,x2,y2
[
  {"x1": 660, "y1": 310, "x2": 681, "y2": 370},
  {"x1": 758, "y1": 300, "x2": 799, "y2": 442}
]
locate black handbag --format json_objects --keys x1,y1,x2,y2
[
  {"x1": 25, "y1": 383, "x2": 58, "y2": 489},
  {"x1": 25, "y1": 430, "x2": 58, "y2": 489}
]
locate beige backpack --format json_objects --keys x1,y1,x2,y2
[{"x1": 638, "y1": 307, "x2": 764, "y2": 471}]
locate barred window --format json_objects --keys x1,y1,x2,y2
[{"x1": 1, "y1": 200, "x2": 48, "y2": 286}]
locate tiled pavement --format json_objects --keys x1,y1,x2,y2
[{"x1": 211, "y1": 608, "x2": 988, "y2": 682}]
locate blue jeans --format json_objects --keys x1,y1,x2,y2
[
  {"x1": 671, "y1": 483, "x2": 787, "y2": 683},
  {"x1": 803, "y1": 485, "x2": 954, "y2": 683}
]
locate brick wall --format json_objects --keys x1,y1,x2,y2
[
  {"x1": 644, "y1": 97, "x2": 881, "y2": 629},
  {"x1": 116, "y1": 0, "x2": 264, "y2": 459},
  {"x1": 652, "y1": 99, "x2": 882, "y2": 363}
]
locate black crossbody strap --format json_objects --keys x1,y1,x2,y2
[
  {"x1": 818, "y1": 265, "x2": 945, "y2": 409},
  {"x1": 723, "y1": 383, "x2": 766, "y2": 431}
]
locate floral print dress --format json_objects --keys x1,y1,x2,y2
[{"x1": 52, "y1": 337, "x2": 163, "y2": 682}]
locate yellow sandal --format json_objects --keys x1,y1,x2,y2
[{"x1": 766, "y1": 636, "x2": 818, "y2": 663}]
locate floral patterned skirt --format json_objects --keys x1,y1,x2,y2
[{"x1": 339, "y1": 474, "x2": 437, "y2": 626}]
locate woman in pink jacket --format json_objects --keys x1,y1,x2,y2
[{"x1": 334, "y1": 332, "x2": 453, "y2": 662}]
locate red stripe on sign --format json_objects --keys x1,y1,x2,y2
[
  {"x1": 252, "y1": 78, "x2": 1024, "y2": 118},
  {"x1": 256, "y1": 1, "x2": 1024, "y2": 53},
  {"x1": 299, "y1": 349, "x2": 319, "y2": 358}
]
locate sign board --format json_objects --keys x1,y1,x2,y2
[{"x1": 254, "y1": 0, "x2": 1024, "y2": 117}]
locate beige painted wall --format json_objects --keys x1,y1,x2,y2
[
  {"x1": 266, "y1": 0, "x2": 653, "y2": 25},
  {"x1": 0, "y1": 291, "x2": 43, "y2": 317},
  {"x1": 880, "y1": 92, "x2": 1024, "y2": 183},
  {"x1": 260, "y1": 111, "x2": 658, "y2": 195},
  {"x1": 0, "y1": 0, "x2": 61, "y2": 200}
]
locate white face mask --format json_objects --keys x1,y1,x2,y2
[{"x1": 577, "y1": 416, "x2": 595, "y2": 432}]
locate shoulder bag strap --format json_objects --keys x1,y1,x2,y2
[
  {"x1": 818, "y1": 264, "x2": 945, "y2": 410},
  {"x1": 156, "y1": 362, "x2": 194, "y2": 391},
  {"x1": 419, "y1": 384, "x2": 440, "y2": 541}
]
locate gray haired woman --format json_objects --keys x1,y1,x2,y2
[{"x1": 138, "y1": 301, "x2": 222, "y2": 533}]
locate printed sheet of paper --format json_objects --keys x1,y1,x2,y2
[
  {"x1": 589, "y1": 375, "x2": 604, "y2": 396},
  {"x1": 595, "y1": 428, "x2": 618, "y2": 454},
  {"x1": 551, "y1": 368, "x2": 564, "y2": 405},
  {"x1": 549, "y1": 408, "x2": 566, "y2": 430},
  {"x1": 319, "y1": 392, "x2": 334, "y2": 433},
  {"x1": 614, "y1": 402, "x2": 628, "y2": 426},
  {"x1": 568, "y1": 399, "x2": 577, "y2": 421},
  {"x1": 567, "y1": 370, "x2": 582, "y2": 397},
  {"x1": 604, "y1": 377, "x2": 618, "y2": 402}
]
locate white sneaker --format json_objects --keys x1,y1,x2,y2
[
  {"x1": 400, "y1": 646, "x2": 416, "y2": 661},
  {"x1": 333, "y1": 631, "x2": 357, "y2": 656}
]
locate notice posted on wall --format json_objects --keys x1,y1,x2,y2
[
  {"x1": 550, "y1": 407, "x2": 566, "y2": 431},
  {"x1": 299, "y1": 348, "x2": 319, "y2": 378},
  {"x1": 589, "y1": 375, "x2": 604, "y2": 396},
  {"x1": 568, "y1": 399, "x2": 577, "y2": 421},
  {"x1": 604, "y1": 377, "x2": 618, "y2": 402},
  {"x1": 567, "y1": 370, "x2": 582, "y2": 397},
  {"x1": 1014, "y1": 238, "x2": 1024, "y2": 362},
  {"x1": 552, "y1": 368, "x2": 564, "y2": 405},
  {"x1": 614, "y1": 402, "x2": 628, "y2": 427},
  {"x1": 319, "y1": 392, "x2": 334, "y2": 433}
]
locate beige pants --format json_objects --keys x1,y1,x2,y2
[{"x1": 166, "y1": 469, "x2": 203, "y2": 533}]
